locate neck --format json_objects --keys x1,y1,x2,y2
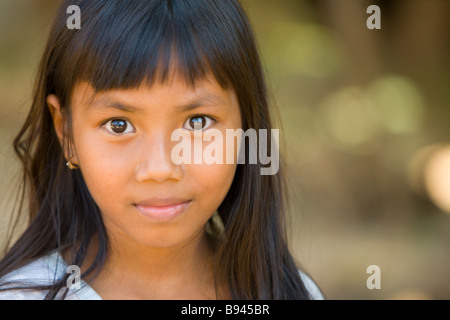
[
  {"x1": 109, "y1": 227, "x2": 213, "y2": 280},
  {"x1": 76, "y1": 227, "x2": 223, "y2": 299}
]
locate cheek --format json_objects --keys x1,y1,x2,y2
[
  {"x1": 186, "y1": 129, "x2": 240, "y2": 209},
  {"x1": 189, "y1": 132, "x2": 239, "y2": 196},
  {"x1": 74, "y1": 133, "x2": 133, "y2": 205},
  {"x1": 187, "y1": 162, "x2": 237, "y2": 209}
]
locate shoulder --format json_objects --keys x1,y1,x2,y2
[
  {"x1": 0, "y1": 254, "x2": 50, "y2": 299},
  {"x1": 0, "y1": 251, "x2": 101, "y2": 300},
  {"x1": 298, "y1": 270, "x2": 325, "y2": 300}
]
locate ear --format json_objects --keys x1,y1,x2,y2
[
  {"x1": 47, "y1": 94, "x2": 77, "y2": 164},
  {"x1": 47, "y1": 94, "x2": 64, "y2": 146}
]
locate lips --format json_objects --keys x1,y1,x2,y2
[
  {"x1": 135, "y1": 197, "x2": 191, "y2": 207},
  {"x1": 134, "y1": 197, "x2": 192, "y2": 220}
]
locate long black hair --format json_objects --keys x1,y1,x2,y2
[{"x1": 0, "y1": 0, "x2": 313, "y2": 299}]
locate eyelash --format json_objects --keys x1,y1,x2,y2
[{"x1": 101, "y1": 114, "x2": 217, "y2": 135}]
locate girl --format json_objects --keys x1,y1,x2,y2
[{"x1": 0, "y1": 0, "x2": 324, "y2": 300}]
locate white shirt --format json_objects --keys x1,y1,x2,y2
[
  {"x1": 0, "y1": 250, "x2": 324, "y2": 300},
  {"x1": 0, "y1": 250, "x2": 101, "y2": 300}
]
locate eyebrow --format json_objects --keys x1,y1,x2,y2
[{"x1": 88, "y1": 93, "x2": 226, "y2": 113}]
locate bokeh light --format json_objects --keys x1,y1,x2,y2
[
  {"x1": 423, "y1": 145, "x2": 450, "y2": 214},
  {"x1": 317, "y1": 86, "x2": 381, "y2": 154},
  {"x1": 368, "y1": 75, "x2": 425, "y2": 135},
  {"x1": 408, "y1": 144, "x2": 443, "y2": 197}
]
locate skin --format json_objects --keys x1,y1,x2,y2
[{"x1": 47, "y1": 73, "x2": 242, "y2": 299}]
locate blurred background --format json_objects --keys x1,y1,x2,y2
[{"x1": 0, "y1": 0, "x2": 449, "y2": 299}]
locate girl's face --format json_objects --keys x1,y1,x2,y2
[{"x1": 50, "y1": 75, "x2": 241, "y2": 249}]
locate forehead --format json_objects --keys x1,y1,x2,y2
[{"x1": 71, "y1": 74, "x2": 236, "y2": 110}]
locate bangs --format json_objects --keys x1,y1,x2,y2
[{"x1": 57, "y1": 0, "x2": 244, "y2": 94}]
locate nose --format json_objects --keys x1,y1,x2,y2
[{"x1": 135, "y1": 131, "x2": 184, "y2": 183}]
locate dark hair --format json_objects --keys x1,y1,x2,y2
[{"x1": 0, "y1": 0, "x2": 313, "y2": 299}]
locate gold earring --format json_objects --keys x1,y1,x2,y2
[
  {"x1": 66, "y1": 154, "x2": 79, "y2": 170},
  {"x1": 66, "y1": 160, "x2": 79, "y2": 170}
]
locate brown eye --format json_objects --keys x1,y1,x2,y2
[
  {"x1": 190, "y1": 116, "x2": 206, "y2": 130},
  {"x1": 185, "y1": 115, "x2": 214, "y2": 131},
  {"x1": 111, "y1": 119, "x2": 127, "y2": 133},
  {"x1": 104, "y1": 119, "x2": 135, "y2": 135}
]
